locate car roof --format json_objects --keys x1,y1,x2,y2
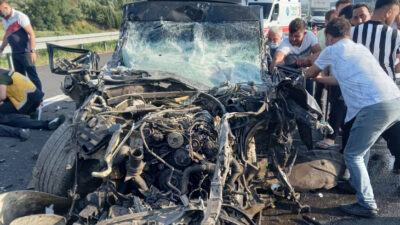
[{"x1": 123, "y1": 1, "x2": 261, "y2": 22}]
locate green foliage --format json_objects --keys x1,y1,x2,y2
[
  {"x1": 13, "y1": 0, "x2": 81, "y2": 31},
  {"x1": 6, "y1": 0, "x2": 133, "y2": 31},
  {"x1": 78, "y1": 0, "x2": 130, "y2": 29}
]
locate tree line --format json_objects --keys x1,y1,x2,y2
[{"x1": 8, "y1": 0, "x2": 133, "y2": 31}]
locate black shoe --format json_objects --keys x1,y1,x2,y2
[
  {"x1": 340, "y1": 202, "x2": 378, "y2": 218},
  {"x1": 48, "y1": 115, "x2": 66, "y2": 130},
  {"x1": 18, "y1": 129, "x2": 30, "y2": 141},
  {"x1": 337, "y1": 181, "x2": 356, "y2": 194}
]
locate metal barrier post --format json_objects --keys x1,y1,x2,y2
[
  {"x1": 103, "y1": 41, "x2": 107, "y2": 51},
  {"x1": 6, "y1": 53, "x2": 13, "y2": 70}
]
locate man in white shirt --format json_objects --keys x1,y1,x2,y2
[
  {"x1": 270, "y1": 19, "x2": 321, "y2": 69},
  {"x1": 270, "y1": 18, "x2": 321, "y2": 94},
  {"x1": 306, "y1": 17, "x2": 400, "y2": 218},
  {"x1": 0, "y1": 0, "x2": 42, "y2": 92}
]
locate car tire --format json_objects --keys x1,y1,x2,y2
[{"x1": 31, "y1": 119, "x2": 77, "y2": 197}]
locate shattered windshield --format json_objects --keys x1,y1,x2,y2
[{"x1": 121, "y1": 21, "x2": 262, "y2": 87}]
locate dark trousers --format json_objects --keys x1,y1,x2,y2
[
  {"x1": 12, "y1": 53, "x2": 42, "y2": 92},
  {"x1": 0, "y1": 113, "x2": 49, "y2": 129},
  {"x1": 0, "y1": 90, "x2": 43, "y2": 115},
  {"x1": 326, "y1": 86, "x2": 347, "y2": 140},
  {"x1": 0, "y1": 124, "x2": 21, "y2": 138},
  {"x1": 342, "y1": 115, "x2": 400, "y2": 170},
  {"x1": 314, "y1": 82, "x2": 325, "y2": 109}
]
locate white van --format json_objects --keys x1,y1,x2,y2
[{"x1": 247, "y1": 0, "x2": 301, "y2": 35}]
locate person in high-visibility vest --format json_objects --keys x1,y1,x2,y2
[
  {"x1": 0, "y1": 68, "x2": 42, "y2": 114},
  {"x1": 0, "y1": 68, "x2": 65, "y2": 131}
]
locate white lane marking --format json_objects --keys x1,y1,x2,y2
[{"x1": 43, "y1": 94, "x2": 71, "y2": 108}]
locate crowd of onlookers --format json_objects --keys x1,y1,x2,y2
[{"x1": 267, "y1": 0, "x2": 400, "y2": 218}]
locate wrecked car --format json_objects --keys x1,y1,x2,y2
[{"x1": 0, "y1": 1, "x2": 345, "y2": 225}]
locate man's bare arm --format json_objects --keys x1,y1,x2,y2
[
  {"x1": 23, "y1": 24, "x2": 37, "y2": 63},
  {"x1": 23, "y1": 24, "x2": 36, "y2": 51},
  {"x1": 269, "y1": 51, "x2": 285, "y2": 71},
  {"x1": 309, "y1": 44, "x2": 322, "y2": 62},
  {"x1": 305, "y1": 64, "x2": 322, "y2": 78},
  {"x1": 312, "y1": 75, "x2": 339, "y2": 86},
  {"x1": 306, "y1": 65, "x2": 338, "y2": 86},
  {"x1": 296, "y1": 44, "x2": 322, "y2": 67}
]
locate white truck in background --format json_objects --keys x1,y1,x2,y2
[
  {"x1": 308, "y1": 0, "x2": 331, "y2": 28},
  {"x1": 246, "y1": 0, "x2": 301, "y2": 35}
]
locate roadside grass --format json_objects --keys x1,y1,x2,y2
[{"x1": 0, "y1": 40, "x2": 117, "y2": 69}]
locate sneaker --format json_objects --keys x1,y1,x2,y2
[
  {"x1": 18, "y1": 129, "x2": 30, "y2": 141},
  {"x1": 48, "y1": 115, "x2": 66, "y2": 130},
  {"x1": 340, "y1": 202, "x2": 378, "y2": 218}
]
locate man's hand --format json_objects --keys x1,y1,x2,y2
[
  {"x1": 30, "y1": 52, "x2": 37, "y2": 64},
  {"x1": 305, "y1": 64, "x2": 322, "y2": 78}
]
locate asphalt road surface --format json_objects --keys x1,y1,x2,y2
[{"x1": 0, "y1": 53, "x2": 399, "y2": 225}]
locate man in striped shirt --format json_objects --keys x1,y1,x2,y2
[
  {"x1": 351, "y1": 0, "x2": 400, "y2": 80},
  {"x1": 349, "y1": 0, "x2": 400, "y2": 175},
  {"x1": 351, "y1": 3, "x2": 372, "y2": 26}
]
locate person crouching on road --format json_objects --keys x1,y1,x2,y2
[
  {"x1": 306, "y1": 17, "x2": 400, "y2": 218},
  {"x1": 0, "y1": 68, "x2": 42, "y2": 114},
  {"x1": 0, "y1": 68, "x2": 64, "y2": 131}
]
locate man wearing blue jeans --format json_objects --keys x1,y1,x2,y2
[{"x1": 306, "y1": 18, "x2": 400, "y2": 217}]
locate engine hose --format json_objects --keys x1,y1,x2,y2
[
  {"x1": 198, "y1": 92, "x2": 227, "y2": 116},
  {"x1": 125, "y1": 148, "x2": 149, "y2": 193},
  {"x1": 140, "y1": 122, "x2": 182, "y2": 195},
  {"x1": 226, "y1": 158, "x2": 244, "y2": 190},
  {"x1": 181, "y1": 163, "x2": 215, "y2": 195}
]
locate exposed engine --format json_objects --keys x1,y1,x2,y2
[{"x1": 66, "y1": 88, "x2": 226, "y2": 224}]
